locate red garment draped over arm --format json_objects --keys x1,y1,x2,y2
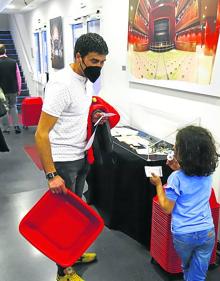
[{"x1": 87, "y1": 96, "x2": 120, "y2": 164}]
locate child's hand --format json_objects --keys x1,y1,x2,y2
[
  {"x1": 150, "y1": 172, "x2": 162, "y2": 186},
  {"x1": 166, "y1": 158, "x2": 180, "y2": 171}
]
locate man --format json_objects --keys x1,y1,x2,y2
[
  {"x1": 0, "y1": 44, "x2": 21, "y2": 134},
  {"x1": 35, "y1": 33, "x2": 109, "y2": 281}
]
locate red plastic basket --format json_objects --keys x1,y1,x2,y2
[
  {"x1": 150, "y1": 188, "x2": 220, "y2": 273},
  {"x1": 21, "y1": 97, "x2": 43, "y2": 127},
  {"x1": 19, "y1": 190, "x2": 104, "y2": 267}
]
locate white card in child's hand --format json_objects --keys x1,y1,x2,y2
[{"x1": 144, "y1": 166, "x2": 163, "y2": 177}]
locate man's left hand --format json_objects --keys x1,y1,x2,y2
[{"x1": 92, "y1": 111, "x2": 108, "y2": 125}]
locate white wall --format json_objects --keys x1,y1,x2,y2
[
  {"x1": 8, "y1": 0, "x2": 220, "y2": 236},
  {"x1": 0, "y1": 14, "x2": 9, "y2": 30}
]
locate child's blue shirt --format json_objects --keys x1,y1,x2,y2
[{"x1": 165, "y1": 170, "x2": 214, "y2": 234}]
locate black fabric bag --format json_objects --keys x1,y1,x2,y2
[
  {"x1": 0, "y1": 101, "x2": 7, "y2": 117},
  {"x1": 0, "y1": 128, "x2": 9, "y2": 152},
  {"x1": 93, "y1": 121, "x2": 114, "y2": 165},
  {"x1": 0, "y1": 88, "x2": 8, "y2": 117}
]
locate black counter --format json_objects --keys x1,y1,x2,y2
[{"x1": 87, "y1": 133, "x2": 173, "y2": 248}]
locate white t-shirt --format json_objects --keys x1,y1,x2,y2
[{"x1": 42, "y1": 65, "x2": 92, "y2": 161}]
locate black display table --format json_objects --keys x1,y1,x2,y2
[{"x1": 87, "y1": 131, "x2": 173, "y2": 248}]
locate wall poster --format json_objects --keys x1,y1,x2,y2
[
  {"x1": 50, "y1": 16, "x2": 64, "y2": 69},
  {"x1": 128, "y1": 0, "x2": 220, "y2": 96}
]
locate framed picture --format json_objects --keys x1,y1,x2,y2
[
  {"x1": 128, "y1": 0, "x2": 220, "y2": 97},
  {"x1": 50, "y1": 16, "x2": 64, "y2": 69}
]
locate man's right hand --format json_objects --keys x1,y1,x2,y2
[{"x1": 48, "y1": 175, "x2": 68, "y2": 194}]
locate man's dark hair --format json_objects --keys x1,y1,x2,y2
[
  {"x1": 175, "y1": 125, "x2": 219, "y2": 176},
  {"x1": 74, "y1": 33, "x2": 108, "y2": 58},
  {"x1": 0, "y1": 44, "x2": 6, "y2": 55}
]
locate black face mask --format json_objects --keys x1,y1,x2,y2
[
  {"x1": 83, "y1": 66, "x2": 101, "y2": 83},
  {"x1": 81, "y1": 58, "x2": 101, "y2": 83}
]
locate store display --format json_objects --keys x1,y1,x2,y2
[
  {"x1": 87, "y1": 126, "x2": 173, "y2": 247},
  {"x1": 111, "y1": 126, "x2": 173, "y2": 159}
]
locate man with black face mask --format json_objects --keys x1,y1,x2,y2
[{"x1": 35, "y1": 33, "x2": 109, "y2": 281}]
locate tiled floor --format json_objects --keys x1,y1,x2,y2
[{"x1": 0, "y1": 126, "x2": 219, "y2": 281}]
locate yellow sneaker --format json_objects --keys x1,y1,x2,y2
[
  {"x1": 75, "y1": 252, "x2": 97, "y2": 264},
  {"x1": 57, "y1": 267, "x2": 84, "y2": 281}
]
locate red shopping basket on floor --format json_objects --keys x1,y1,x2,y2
[
  {"x1": 150, "y1": 188, "x2": 220, "y2": 273},
  {"x1": 19, "y1": 189, "x2": 104, "y2": 267},
  {"x1": 21, "y1": 97, "x2": 43, "y2": 127}
]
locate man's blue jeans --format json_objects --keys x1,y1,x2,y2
[{"x1": 173, "y1": 228, "x2": 215, "y2": 281}]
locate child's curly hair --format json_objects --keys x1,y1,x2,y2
[{"x1": 175, "y1": 125, "x2": 219, "y2": 176}]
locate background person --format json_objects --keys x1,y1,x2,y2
[
  {"x1": 150, "y1": 125, "x2": 219, "y2": 281},
  {"x1": 0, "y1": 44, "x2": 21, "y2": 134}
]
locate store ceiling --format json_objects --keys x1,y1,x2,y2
[{"x1": 0, "y1": 0, "x2": 48, "y2": 14}]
